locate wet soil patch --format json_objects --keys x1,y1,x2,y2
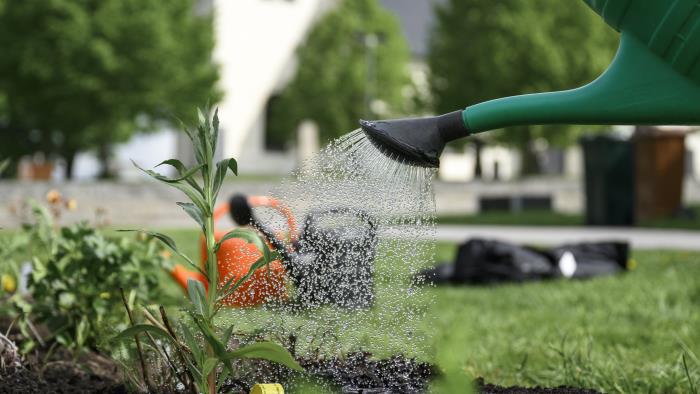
[{"x1": 221, "y1": 352, "x2": 438, "y2": 393}]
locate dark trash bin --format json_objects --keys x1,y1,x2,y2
[{"x1": 580, "y1": 135, "x2": 635, "y2": 226}]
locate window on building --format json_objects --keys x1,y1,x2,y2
[{"x1": 264, "y1": 95, "x2": 289, "y2": 152}]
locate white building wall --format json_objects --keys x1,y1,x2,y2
[{"x1": 212, "y1": 0, "x2": 336, "y2": 174}]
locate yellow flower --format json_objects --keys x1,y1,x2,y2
[
  {"x1": 46, "y1": 189, "x2": 62, "y2": 204},
  {"x1": 65, "y1": 199, "x2": 78, "y2": 211},
  {"x1": 1, "y1": 274, "x2": 17, "y2": 293},
  {"x1": 99, "y1": 292, "x2": 111, "y2": 300}
]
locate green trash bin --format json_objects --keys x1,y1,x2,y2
[{"x1": 580, "y1": 135, "x2": 635, "y2": 226}]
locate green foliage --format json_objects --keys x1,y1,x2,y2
[
  {"x1": 0, "y1": 0, "x2": 219, "y2": 176},
  {"x1": 268, "y1": 0, "x2": 413, "y2": 145},
  {"x1": 116, "y1": 108, "x2": 301, "y2": 394},
  {"x1": 7, "y1": 204, "x2": 169, "y2": 354},
  {"x1": 428, "y1": 0, "x2": 618, "y2": 156}
]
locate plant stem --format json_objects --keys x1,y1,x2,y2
[
  {"x1": 203, "y1": 129, "x2": 218, "y2": 394},
  {"x1": 119, "y1": 288, "x2": 150, "y2": 390},
  {"x1": 160, "y1": 306, "x2": 197, "y2": 394}
]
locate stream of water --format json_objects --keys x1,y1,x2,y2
[{"x1": 220, "y1": 128, "x2": 438, "y2": 364}]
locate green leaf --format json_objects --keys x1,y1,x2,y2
[
  {"x1": 156, "y1": 159, "x2": 205, "y2": 193},
  {"x1": 202, "y1": 357, "x2": 219, "y2": 377},
  {"x1": 177, "y1": 202, "x2": 205, "y2": 230},
  {"x1": 119, "y1": 230, "x2": 207, "y2": 279},
  {"x1": 180, "y1": 322, "x2": 203, "y2": 361},
  {"x1": 0, "y1": 159, "x2": 9, "y2": 175},
  {"x1": 133, "y1": 159, "x2": 204, "y2": 184},
  {"x1": 223, "y1": 325, "x2": 235, "y2": 346},
  {"x1": 131, "y1": 160, "x2": 209, "y2": 215},
  {"x1": 187, "y1": 279, "x2": 207, "y2": 316},
  {"x1": 113, "y1": 324, "x2": 173, "y2": 343},
  {"x1": 215, "y1": 228, "x2": 269, "y2": 263},
  {"x1": 189, "y1": 313, "x2": 228, "y2": 360},
  {"x1": 76, "y1": 317, "x2": 88, "y2": 347},
  {"x1": 212, "y1": 158, "x2": 238, "y2": 199},
  {"x1": 212, "y1": 108, "x2": 220, "y2": 154},
  {"x1": 226, "y1": 341, "x2": 303, "y2": 371},
  {"x1": 197, "y1": 107, "x2": 207, "y2": 127}
]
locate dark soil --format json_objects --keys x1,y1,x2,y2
[
  {"x1": 0, "y1": 317, "x2": 126, "y2": 394},
  {"x1": 476, "y1": 377, "x2": 602, "y2": 394},
  {"x1": 0, "y1": 353, "x2": 127, "y2": 394},
  {"x1": 221, "y1": 352, "x2": 438, "y2": 393},
  {"x1": 299, "y1": 352, "x2": 437, "y2": 393}
]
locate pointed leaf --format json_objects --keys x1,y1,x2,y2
[
  {"x1": 197, "y1": 108, "x2": 207, "y2": 127},
  {"x1": 212, "y1": 109, "x2": 220, "y2": 146},
  {"x1": 212, "y1": 158, "x2": 238, "y2": 198},
  {"x1": 189, "y1": 313, "x2": 228, "y2": 359},
  {"x1": 113, "y1": 324, "x2": 173, "y2": 343},
  {"x1": 226, "y1": 342, "x2": 303, "y2": 371},
  {"x1": 179, "y1": 322, "x2": 203, "y2": 361},
  {"x1": 0, "y1": 159, "x2": 9, "y2": 175},
  {"x1": 156, "y1": 159, "x2": 204, "y2": 192},
  {"x1": 202, "y1": 357, "x2": 219, "y2": 377},
  {"x1": 223, "y1": 325, "x2": 235, "y2": 346},
  {"x1": 227, "y1": 158, "x2": 237, "y2": 176},
  {"x1": 187, "y1": 279, "x2": 207, "y2": 316},
  {"x1": 177, "y1": 202, "x2": 205, "y2": 230},
  {"x1": 133, "y1": 159, "x2": 203, "y2": 184},
  {"x1": 131, "y1": 160, "x2": 208, "y2": 214}
]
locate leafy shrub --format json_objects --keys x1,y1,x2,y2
[{"x1": 9, "y1": 203, "x2": 170, "y2": 353}]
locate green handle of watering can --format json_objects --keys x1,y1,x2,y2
[{"x1": 463, "y1": 0, "x2": 700, "y2": 134}]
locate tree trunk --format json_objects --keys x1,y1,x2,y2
[
  {"x1": 65, "y1": 151, "x2": 77, "y2": 180},
  {"x1": 97, "y1": 143, "x2": 113, "y2": 179},
  {"x1": 473, "y1": 138, "x2": 483, "y2": 179},
  {"x1": 520, "y1": 142, "x2": 541, "y2": 176}
]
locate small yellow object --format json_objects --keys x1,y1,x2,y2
[
  {"x1": 160, "y1": 250, "x2": 172, "y2": 260},
  {"x1": 99, "y1": 292, "x2": 111, "y2": 300},
  {"x1": 1, "y1": 274, "x2": 17, "y2": 293},
  {"x1": 627, "y1": 258, "x2": 637, "y2": 270},
  {"x1": 250, "y1": 383, "x2": 284, "y2": 394},
  {"x1": 65, "y1": 199, "x2": 78, "y2": 211},
  {"x1": 46, "y1": 189, "x2": 62, "y2": 204}
]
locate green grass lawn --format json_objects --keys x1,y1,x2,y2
[
  {"x1": 437, "y1": 205, "x2": 700, "y2": 231},
  {"x1": 162, "y1": 228, "x2": 700, "y2": 393}
]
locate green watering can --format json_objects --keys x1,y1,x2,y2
[{"x1": 361, "y1": 0, "x2": 700, "y2": 168}]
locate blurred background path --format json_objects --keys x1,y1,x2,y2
[{"x1": 432, "y1": 225, "x2": 700, "y2": 250}]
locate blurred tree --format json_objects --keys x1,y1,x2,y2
[
  {"x1": 0, "y1": 0, "x2": 219, "y2": 178},
  {"x1": 267, "y1": 0, "x2": 413, "y2": 145},
  {"x1": 429, "y1": 0, "x2": 618, "y2": 175}
]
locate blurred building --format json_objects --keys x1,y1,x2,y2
[{"x1": 114, "y1": 0, "x2": 441, "y2": 179}]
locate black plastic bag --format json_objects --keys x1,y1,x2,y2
[{"x1": 418, "y1": 238, "x2": 628, "y2": 285}]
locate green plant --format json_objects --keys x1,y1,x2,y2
[
  {"x1": 9, "y1": 202, "x2": 170, "y2": 354},
  {"x1": 114, "y1": 108, "x2": 301, "y2": 394}
]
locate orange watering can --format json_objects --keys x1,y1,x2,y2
[{"x1": 171, "y1": 195, "x2": 297, "y2": 307}]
